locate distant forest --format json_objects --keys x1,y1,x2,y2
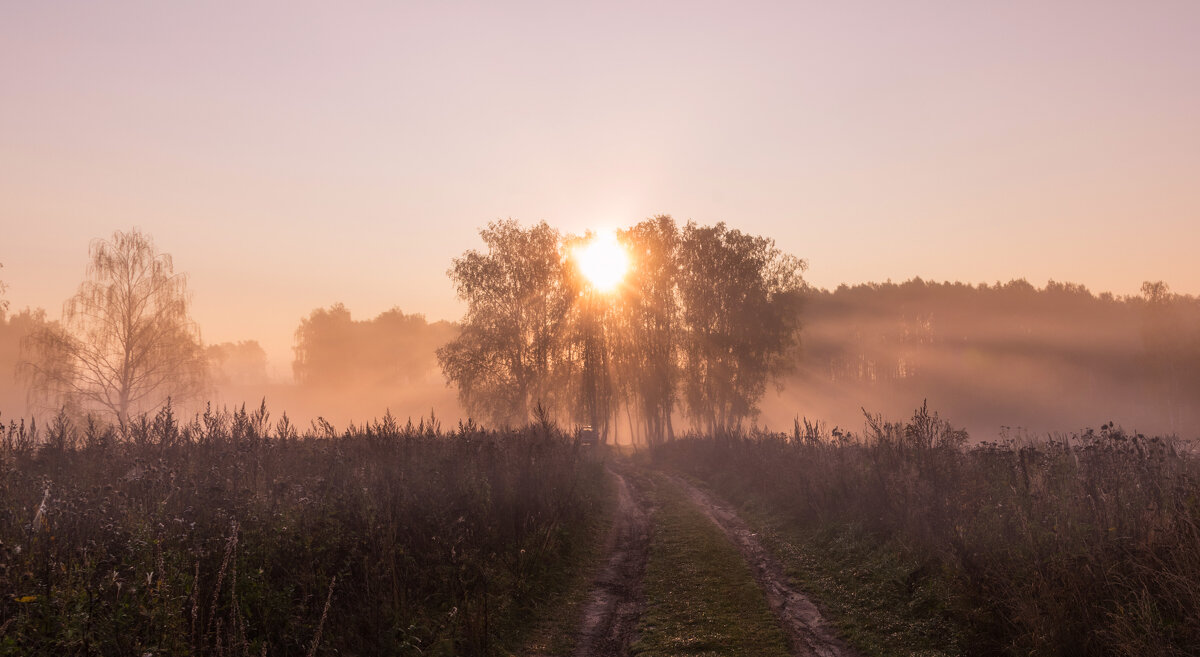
[{"x1": 780, "y1": 278, "x2": 1200, "y2": 437}]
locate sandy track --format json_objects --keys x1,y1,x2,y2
[
  {"x1": 669, "y1": 474, "x2": 860, "y2": 657},
  {"x1": 573, "y1": 465, "x2": 651, "y2": 657}
]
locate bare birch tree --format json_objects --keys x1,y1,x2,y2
[{"x1": 20, "y1": 229, "x2": 208, "y2": 422}]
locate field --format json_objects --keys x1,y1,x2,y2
[
  {"x1": 2, "y1": 403, "x2": 1199, "y2": 656},
  {"x1": 659, "y1": 405, "x2": 1200, "y2": 655},
  {"x1": 0, "y1": 405, "x2": 609, "y2": 656}
]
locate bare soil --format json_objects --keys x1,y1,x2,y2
[
  {"x1": 668, "y1": 474, "x2": 860, "y2": 657},
  {"x1": 572, "y1": 465, "x2": 652, "y2": 657}
]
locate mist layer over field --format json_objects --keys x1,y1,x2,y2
[{"x1": 7, "y1": 275, "x2": 1194, "y2": 440}]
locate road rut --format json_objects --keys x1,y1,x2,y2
[
  {"x1": 572, "y1": 466, "x2": 651, "y2": 657},
  {"x1": 669, "y1": 474, "x2": 860, "y2": 657}
]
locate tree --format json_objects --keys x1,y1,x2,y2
[
  {"x1": 437, "y1": 220, "x2": 572, "y2": 426},
  {"x1": 561, "y1": 230, "x2": 619, "y2": 440},
  {"x1": 208, "y1": 340, "x2": 270, "y2": 387},
  {"x1": 1, "y1": 309, "x2": 49, "y2": 417},
  {"x1": 437, "y1": 217, "x2": 808, "y2": 439},
  {"x1": 0, "y1": 262, "x2": 8, "y2": 316},
  {"x1": 613, "y1": 216, "x2": 682, "y2": 444},
  {"x1": 293, "y1": 304, "x2": 456, "y2": 388},
  {"x1": 0, "y1": 263, "x2": 53, "y2": 417},
  {"x1": 293, "y1": 304, "x2": 355, "y2": 387},
  {"x1": 20, "y1": 229, "x2": 208, "y2": 422},
  {"x1": 676, "y1": 221, "x2": 806, "y2": 434},
  {"x1": 1139, "y1": 280, "x2": 1196, "y2": 433}
]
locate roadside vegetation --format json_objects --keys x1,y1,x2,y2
[
  {"x1": 5, "y1": 400, "x2": 1200, "y2": 656},
  {"x1": 657, "y1": 404, "x2": 1200, "y2": 656},
  {"x1": 0, "y1": 404, "x2": 606, "y2": 656},
  {"x1": 516, "y1": 470, "x2": 616, "y2": 657}
]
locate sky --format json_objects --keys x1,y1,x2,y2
[{"x1": 3, "y1": 1, "x2": 1199, "y2": 374}]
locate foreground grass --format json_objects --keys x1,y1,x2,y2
[
  {"x1": 659, "y1": 405, "x2": 1200, "y2": 656},
  {"x1": 0, "y1": 405, "x2": 607, "y2": 656},
  {"x1": 631, "y1": 471, "x2": 789, "y2": 657},
  {"x1": 514, "y1": 462, "x2": 617, "y2": 657},
  {"x1": 756, "y1": 517, "x2": 961, "y2": 657}
]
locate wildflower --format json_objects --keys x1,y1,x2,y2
[{"x1": 32, "y1": 487, "x2": 51, "y2": 531}]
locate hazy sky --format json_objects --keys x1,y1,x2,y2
[{"x1": 3, "y1": 1, "x2": 1198, "y2": 372}]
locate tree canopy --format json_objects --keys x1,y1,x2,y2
[
  {"x1": 437, "y1": 220, "x2": 572, "y2": 426},
  {"x1": 207, "y1": 340, "x2": 270, "y2": 387},
  {"x1": 438, "y1": 216, "x2": 807, "y2": 439}
]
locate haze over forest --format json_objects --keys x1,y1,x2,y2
[
  {"x1": 3, "y1": 2, "x2": 1199, "y2": 438},
  {"x1": 3, "y1": 221, "x2": 1199, "y2": 440}
]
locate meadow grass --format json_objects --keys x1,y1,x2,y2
[
  {"x1": 657, "y1": 405, "x2": 1200, "y2": 656},
  {"x1": 511, "y1": 465, "x2": 617, "y2": 657},
  {"x1": 673, "y1": 475, "x2": 962, "y2": 656},
  {"x1": 0, "y1": 404, "x2": 606, "y2": 656}
]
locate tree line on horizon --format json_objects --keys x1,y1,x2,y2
[{"x1": 2, "y1": 226, "x2": 1200, "y2": 438}]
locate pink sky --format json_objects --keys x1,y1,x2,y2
[{"x1": 3, "y1": 1, "x2": 1198, "y2": 373}]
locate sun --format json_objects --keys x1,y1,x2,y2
[{"x1": 574, "y1": 231, "x2": 630, "y2": 293}]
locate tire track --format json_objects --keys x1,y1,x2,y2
[
  {"x1": 668, "y1": 474, "x2": 860, "y2": 657},
  {"x1": 573, "y1": 465, "x2": 651, "y2": 657}
]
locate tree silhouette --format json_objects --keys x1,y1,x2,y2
[
  {"x1": 613, "y1": 216, "x2": 682, "y2": 444},
  {"x1": 20, "y1": 229, "x2": 208, "y2": 422},
  {"x1": 437, "y1": 220, "x2": 571, "y2": 425},
  {"x1": 437, "y1": 217, "x2": 807, "y2": 439},
  {"x1": 676, "y1": 221, "x2": 806, "y2": 434},
  {"x1": 293, "y1": 304, "x2": 455, "y2": 388},
  {"x1": 559, "y1": 230, "x2": 623, "y2": 440},
  {"x1": 0, "y1": 263, "x2": 52, "y2": 416},
  {"x1": 1139, "y1": 281, "x2": 1193, "y2": 433},
  {"x1": 207, "y1": 340, "x2": 270, "y2": 387},
  {"x1": 0, "y1": 262, "x2": 8, "y2": 316}
]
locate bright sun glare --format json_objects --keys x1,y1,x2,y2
[{"x1": 575, "y1": 231, "x2": 630, "y2": 293}]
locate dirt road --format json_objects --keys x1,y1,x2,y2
[
  {"x1": 572, "y1": 466, "x2": 651, "y2": 657},
  {"x1": 571, "y1": 463, "x2": 856, "y2": 657},
  {"x1": 668, "y1": 474, "x2": 860, "y2": 657}
]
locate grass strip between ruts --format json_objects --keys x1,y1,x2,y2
[{"x1": 631, "y1": 471, "x2": 790, "y2": 657}]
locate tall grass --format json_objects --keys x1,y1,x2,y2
[
  {"x1": 658, "y1": 403, "x2": 1200, "y2": 656},
  {"x1": 0, "y1": 402, "x2": 605, "y2": 656}
]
